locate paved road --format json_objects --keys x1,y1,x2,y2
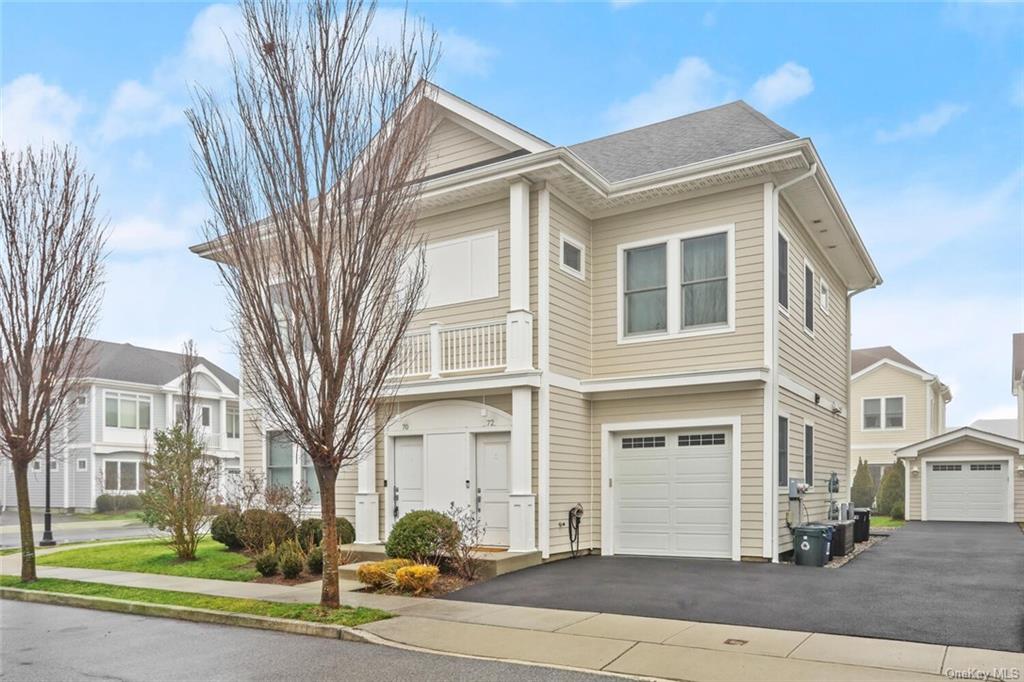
[
  {"x1": 0, "y1": 511, "x2": 155, "y2": 548},
  {"x1": 451, "y1": 522, "x2": 1024, "y2": 652},
  {"x1": 0, "y1": 601, "x2": 609, "y2": 681}
]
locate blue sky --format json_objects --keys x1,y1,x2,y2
[{"x1": 2, "y1": 1, "x2": 1022, "y2": 425}]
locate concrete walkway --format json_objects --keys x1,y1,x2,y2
[{"x1": 2, "y1": 548, "x2": 1021, "y2": 681}]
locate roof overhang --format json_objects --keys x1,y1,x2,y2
[
  {"x1": 894, "y1": 426, "x2": 1024, "y2": 458},
  {"x1": 851, "y1": 358, "x2": 936, "y2": 383}
]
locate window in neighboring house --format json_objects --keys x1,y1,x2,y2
[
  {"x1": 77, "y1": 458, "x2": 88, "y2": 472},
  {"x1": 885, "y1": 397, "x2": 904, "y2": 429},
  {"x1": 804, "y1": 424, "x2": 814, "y2": 486},
  {"x1": 226, "y1": 409, "x2": 240, "y2": 439},
  {"x1": 778, "y1": 233, "x2": 789, "y2": 308},
  {"x1": 201, "y1": 406, "x2": 212, "y2": 428},
  {"x1": 104, "y1": 392, "x2": 151, "y2": 430},
  {"x1": 624, "y1": 243, "x2": 667, "y2": 335},
  {"x1": 32, "y1": 460, "x2": 41, "y2": 472},
  {"x1": 820, "y1": 279, "x2": 830, "y2": 315},
  {"x1": 560, "y1": 234, "x2": 584, "y2": 279},
  {"x1": 422, "y1": 231, "x2": 498, "y2": 308},
  {"x1": 301, "y1": 450, "x2": 320, "y2": 505},
  {"x1": 804, "y1": 264, "x2": 814, "y2": 333},
  {"x1": 120, "y1": 461, "x2": 137, "y2": 490},
  {"x1": 76, "y1": 395, "x2": 87, "y2": 406},
  {"x1": 267, "y1": 431, "x2": 294, "y2": 488},
  {"x1": 778, "y1": 416, "x2": 789, "y2": 487},
  {"x1": 681, "y1": 233, "x2": 728, "y2": 328},
  {"x1": 863, "y1": 398, "x2": 882, "y2": 429},
  {"x1": 50, "y1": 459, "x2": 58, "y2": 471},
  {"x1": 104, "y1": 460, "x2": 142, "y2": 491}
]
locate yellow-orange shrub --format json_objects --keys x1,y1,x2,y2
[{"x1": 394, "y1": 564, "x2": 440, "y2": 595}]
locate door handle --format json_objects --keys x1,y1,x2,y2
[{"x1": 465, "y1": 479, "x2": 470, "y2": 489}]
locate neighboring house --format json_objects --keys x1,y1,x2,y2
[
  {"x1": 849, "y1": 346, "x2": 952, "y2": 484},
  {"x1": 0, "y1": 340, "x2": 241, "y2": 511},
  {"x1": 895, "y1": 333, "x2": 1023, "y2": 523},
  {"x1": 194, "y1": 83, "x2": 881, "y2": 562}
]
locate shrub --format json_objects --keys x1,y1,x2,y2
[
  {"x1": 356, "y1": 559, "x2": 413, "y2": 589},
  {"x1": 296, "y1": 519, "x2": 323, "y2": 552},
  {"x1": 254, "y1": 548, "x2": 278, "y2": 577},
  {"x1": 95, "y1": 494, "x2": 117, "y2": 513},
  {"x1": 394, "y1": 564, "x2": 440, "y2": 595},
  {"x1": 120, "y1": 494, "x2": 143, "y2": 511},
  {"x1": 210, "y1": 511, "x2": 243, "y2": 550},
  {"x1": 306, "y1": 545, "x2": 324, "y2": 574},
  {"x1": 267, "y1": 512, "x2": 296, "y2": 547},
  {"x1": 876, "y1": 464, "x2": 905, "y2": 517},
  {"x1": 239, "y1": 509, "x2": 295, "y2": 552},
  {"x1": 95, "y1": 494, "x2": 143, "y2": 513},
  {"x1": 441, "y1": 504, "x2": 485, "y2": 580},
  {"x1": 385, "y1": 510, "x2": 459, "y2": 564},
  {"x1": 336, "y1": 517, "x2": 355, "y2": 546},
  {"x1": 279, "y1": 548, "x2": 304, "y2": 579},
  {"x1": 850, "y1": 458, "x2": 875, "y2": 508},
  {"x1": 890, "y1": 501, "x2": 905, "y2": 521}
]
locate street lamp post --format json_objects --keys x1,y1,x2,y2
[{"x1": 40, "y1": 410, "x2": 55, "y2": 547}]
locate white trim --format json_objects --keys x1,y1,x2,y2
[
  {"x1": 538, "y1": 186, "x2": 552, "y2": 558},
  {"x1": 615, "y1": 224, "x2": 736, "y2": 345},
  {"x1": 600, "y1": 416, "x2": 742, "y2": 561},
  {"x1": 393, "y1": 370, "x2": 541, "y2": 397},
  {"x1": 895, "y1": 426, "x2": 1024, "y2": 458},
  {"x1": 925, "y1": 382, "x2": 933, "y2": 439},
  {"x1": 577, "y1": 368, "x2": 768, "y2": 395},
  {"x1": 428, "y1": 83, "x2": 553, "y2": 154},
  {"x1": 861, "y1": 395, "x2": 905, "y2": 432},
  {"x1": 558, "y1": 232, "x2": 585, "y2": 280},
  {"x1": 918, "y1": 453, "x2": 1014, "y2": 523},
  {"x1": 851, "y1": 358, "x2": 935, "y2": 383},
  {"x1": 763, "y1": 182, "x2": 777, "y2": 560},
  {"x1": 76, "y1": 458, "x2": 88, "y2": 471},
  {"x1": 509, "y1": 180, "x2": 531, "y2": 312},
  {"x1": 98, "y1": 458, "x2": 144, "y2": 493},
  {"x1": 819, "y1": 278, "x2": 830, "y2": 316},
  {"x1": 776, "y1": 225, "x2": 791, "y2": 314}
]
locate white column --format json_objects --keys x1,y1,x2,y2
[
  {"x1": 537, "y1": 187, "x2": 551, "y2": 558},
  {"x1": 165, "y1": 390, "x2": 175, "y2": 429},
  {"x1": 508, "y1": 386, "x2": 536, "y2": 552},
  {"x1": 219, "y1": 399, "x2": 228, "y2": 451},
  {"x1": 509, "y1": 179, "x2": 531, "y2": 311},
  {"x1": 354, "y1": 415, "x2": 380, "y2": 544}
]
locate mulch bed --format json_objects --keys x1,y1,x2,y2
[
  {"x1": 358, "y1": 572, "x2": 480, "y2": 598},
  {"x1": 251, "y1": 572, "x2": 321, "y2": 586},
  {"x1": 826, "y1": 531, "x2": 892, "y2": 568}
]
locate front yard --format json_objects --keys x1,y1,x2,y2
[
  {"x1": 37, "y1": 538, "x2": 258, "y2": 582},
  {"x1": 870, "y1": 515, "x2": 905, "y2": 528}
]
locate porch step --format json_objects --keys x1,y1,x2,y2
[{"x1": 338, "y1": 560, "x2": 377, "y2": 582}]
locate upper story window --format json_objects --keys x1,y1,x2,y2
[
  {"x1": 200, "y1": 405, "x2": 212, "y2": 428},
  {"x1": 863, "y1": 396, "x2": 904, "y2": 430},
  {"x1": 422, "y1": 230, "x2": 498, "y2": 309},
  {"x1": 226, "y1": 408, "x2": 240, "y2": 439},
  {"x1": 803, "y1": 262, "x2": 814, "y2": 334},
  {"x1": 104, "y1": 392, "x2": 151, "y2": 430},
  {"x1": 778, "y1": 232, "x2": 789, "y2": 309},
  {"x1": 619, "y1": 226, "x2": 734, "y2": 342},
  {"x1": 560, "y1": 233, "x2": 585, "y2": 279}
]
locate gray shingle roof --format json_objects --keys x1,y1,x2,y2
[
  {"x1": 851, "y1": 346, "x2": 928, "y2": 376},
  {"x1": 968, "y1": 419, "x2": 1018, "y2": 439},
  {"x1": 568, "y1": 101, "x2": 798, "y2": 184},
  {"x1": 1013, "y1": 333, "x2": 1024, "y2": 385},
  {"x1": 82, "y1": 339, "x2": 238, "y2": 394}
]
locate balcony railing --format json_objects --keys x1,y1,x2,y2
[{"x1": 392, "y1": 312, "x2": 533, "y2": 379}]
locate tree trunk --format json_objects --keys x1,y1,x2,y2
[
  {"x1": 318, "y1": 466, "x2": 340, "y2": 608},
  {"x1": 13, "y1": 459, "x2": 37, "y2": 582}
]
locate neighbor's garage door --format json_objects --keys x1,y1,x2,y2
[
  {"x1": 926, "y1": 461, "x2": 1009, "y2": 522},
  {"x1": 613, "y1": 428, "x2": 732, "y2": 558}
]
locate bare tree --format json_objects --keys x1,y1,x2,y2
[
  {"x1": 0, "y1": 145, "x2": 107, "y2": 581},
  {"x1": 187, "y1": 0, "x2": 438, "y2": 607},
  {"x1": 176, "y1": 339, "x2": 202, "y2": 440}
]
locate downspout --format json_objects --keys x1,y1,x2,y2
[{"x1": 768, "y1": 163, "x2": 818, "y2": 561}]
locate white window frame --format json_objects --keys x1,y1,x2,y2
[
  {"x1": 263, "y1": 430, "x2": 320, "y2": 507},
  {"x1": 422, "y1": 230, "x2": 499, "y2": 310},
  {"x1": 226, "y1": 408, "x2": 240, "y2": 439},
  {"x1": 862, "y1": 395, "x2": 905, "y2": 431},
  {"x1": 820, "y1": 278, "x2": 830, "y2": 315},
  {"x1": 77, "y1": 458, "x2": 88, "y2": 472},
  {"x1": 616, "y1": 224, "x2": 736, "y2": 345},
  {"x1": 802, "y1": 258, "x2": 815, "y2": 337},
  {"x1": 803, "y1": 420, "x2": 815, "y2": 487},
  {"x1": 103, "y1": 390, "x2": 153, "y2": 431},
  {"x1": 559, "y1": 232, "x2": 585, "y2": 280},
  {"x1": 777, "y1": 229, "x2": 790, "y2": 315},
  {"x1": 102, "y1": 459, "x2": 143, "y2": 493},
  {"x1": 778, "y1": 412, "x2": 790, "y2": 488},
  {"x1": 200, "y1": 405, "x2": 212, "y2": 428}
]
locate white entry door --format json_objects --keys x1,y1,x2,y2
[
  {"x1": 393, "y1": 436, "x2": 424, "y2": 520},
  {"x1": 613, "y1": 427, "x2": 732, "y2": 558},
  {"x1": 475, "y1": 433, "x2": 510, "y2": 546},
  {"x1": 926, "y1": 461, "x2": 1009, "y2": 522},
  {"x1": 425, "y1": 433, "x2": 471, "y2": 512}
]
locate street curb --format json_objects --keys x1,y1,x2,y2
[{"x1": 0, "y1": 587, "x2": 375, "y2": 643}]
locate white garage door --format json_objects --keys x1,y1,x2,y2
[
  {"x1": 613, "y1": 427, "x2": 732, "y2": 558},
  {"x1": 926, "y1": 461, "x2": 1009, "y2": 522}
]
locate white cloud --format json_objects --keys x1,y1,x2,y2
[
  {"x1": 874, "y1": 103, "x2": 967, "y2": 143},
  {"x1": 107, "y1": 201, "x2": 208, "y2": 254},
  {"x1": 98, "y1": 80, "x2": 181, "y2": 142},
  {"x1": 605, "y1": 57, "x2": 735, "y2": 130},
  {"x1": 0, "y1": 74, "x2": 82, "y2": 149},
  {"x1": 747, "y1": 62, "x2": 813, "y2": 112},
  {"x1": 369, "y1": 8, "x2": 494, "y2": 78}
]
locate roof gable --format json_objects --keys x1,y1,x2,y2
[
  {"x1": 895, "y1": 426, "x2": 1024, "y2": 458},
  {"x1": 83, "y1": 340, "x2": 239, "y2": 394}
]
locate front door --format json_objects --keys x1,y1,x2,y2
[
  {"x1": 424, "y1": 433, "x2": 471, "y2": 512},
  {"x1": 393, "y1": 436, "x2": 424, "y2": 520},
  {"x1": 475, "y1": 433, "x2": 510, "y2": 546}
]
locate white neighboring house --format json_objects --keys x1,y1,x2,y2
[{"x1": 0, "y1": 340, "x2": 242, "y2": 511}]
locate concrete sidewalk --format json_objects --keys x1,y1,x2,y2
[{"x1": 3, "y1": 550, "x2": 1021, "y2": 681}]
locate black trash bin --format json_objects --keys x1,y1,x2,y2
[
  {"x1": 794, "y1": 525, "x2": 830, "y2": 566},
  {"x1": 853, "y1": 508, "x2": 871, "y2": 542},
  {"x1": 826, "y1": 519, "x2": 855, "y2": 556}
]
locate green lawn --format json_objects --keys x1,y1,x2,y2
[
  {"x1": 0, "y1": 576, "x2": 389, "y2": 627},
  {"x1": 871, "y1": 515, "x2": 905, "y2": 528},
  {"x1": 37, "y1": 538, "x2": 258, "y2": 581},
  {"x1": 71, "y1": 511, "x2": 144, "y2": 522}
]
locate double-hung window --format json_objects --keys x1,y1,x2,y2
[
  {"x1": 226, "y1": 409, "x2": 240, "y2": 439},
  {"x1": 621, "y1": 227, "x2": 733, "y2": 341},
  {"x1": 778, "y1": 416, "x2": 789, "y2": 487},
  {"x1": 103, "y1": 460, "x2": 143, "y2": 492},
  {"x1": 803, "y1": 263, "x2": 814, "y2": 333},
  {"x1": 804, "y1": 423, "x2": 814, "y2": 486},
  {"x1": 267, "y1": 431, "x2": 294, "y2": 488},
  {"x1": 863, "y1": 397, "x2": 904, "y2": 430},
  {"x1": 778, "y1": 233, "x2": 789, "y2": 309},
  {"x1": 104, "y1": 392, "x2": 151, "y2": 430}
]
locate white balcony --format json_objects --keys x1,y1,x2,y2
[{"x1": 393, "y1": 312, "x2": 533, "y2": 379}]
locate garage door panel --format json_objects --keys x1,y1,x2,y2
[
  {"x1": 926, "y1": 460, "x2": 1008, "y2": 523},
  {"x1": 617, "y1": 507, "x2": 672, "y2": 524}
]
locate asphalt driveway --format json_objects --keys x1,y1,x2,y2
[{"x1": 448, "y1": 522, "x2": 1024, "y2": 652}]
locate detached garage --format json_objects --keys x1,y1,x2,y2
[{"x1": 896, "y1": 427, "x2": 1024, "y2": 524}]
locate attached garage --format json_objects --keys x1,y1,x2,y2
[
  {"x1": 896, "y1": 427, "x2": 1022, "y2": 524},
  {"x1": 602, "y1": 419, "x2": 741, "y2": 560}
]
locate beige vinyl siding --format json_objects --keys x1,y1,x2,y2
[
  {"x1": 905, "y1": 457, "x2": 921, "y2": 520},
  {"x1": 850, "y1": 365, "x2": 928, "y2": 447},
  {"x1": 591, "y1": 386, "x2": 765, "y2": 558},
  {"x1": 778, "y1": 387, "x2": 850, "y2": 553},
  {"x1": 590, "y1": 185, "x2": 765, "y2": 378},
  {"x1": 777, "y1": 199, "x2": 848, "y2": 404},
  {"x1": 422, "y1": 117, "x2": 511, "y2": 177},
  {"x1": 549, "y1": 194, "x2": 592, "y2": 378},
  {"x1": 549, "y1": 387, "x2": 594, "y2": 555},
  {"x1": 411, "y1": 197, "x2": 509, "y2": 329}
]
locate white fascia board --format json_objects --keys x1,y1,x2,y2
[
  {"x1": 894, "y1": 426, "x2": 1024, "y2": 458},
  {"x1": 428, "y1": 83, "x2": 553, "y2": 153},
  {"x1": 851, "y1": 358, "x2": 935, "y2": 383},
  {"x1": 392, "y1": 371, "x2": 542, "y2": 397},
  {"x1": 576, "y1": 368, "x2": 768, "y2": 394},
  {"x1": 161, "y1": 363, "x2": 237, "y2": 397}
]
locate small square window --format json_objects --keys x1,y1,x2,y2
[
  {"x1": 560, "y1": 234, "x2": 584, "y2": 279},
  {"x1": 77, "y1": 458, "x2": 88, "y2": 471},
  {"x1": 32, "y1": 461, "x2": 41, "y2": 471},
  {"x1": 50, "y1": 459, "x2": 58, "y2": 471},
  {"x1": 76, "y1": 395, "x2": 87, "y2": 406}
]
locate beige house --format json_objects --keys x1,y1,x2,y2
[
  {"x1": 896, "y1": 333, "x2": 1024, "y2": 523},
  {"x1": 849, "y1": 346, "x2": 952, "y2": 484},
  {"x1": 197, "y1": 83, "x2": 883, "y2": 562}
]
